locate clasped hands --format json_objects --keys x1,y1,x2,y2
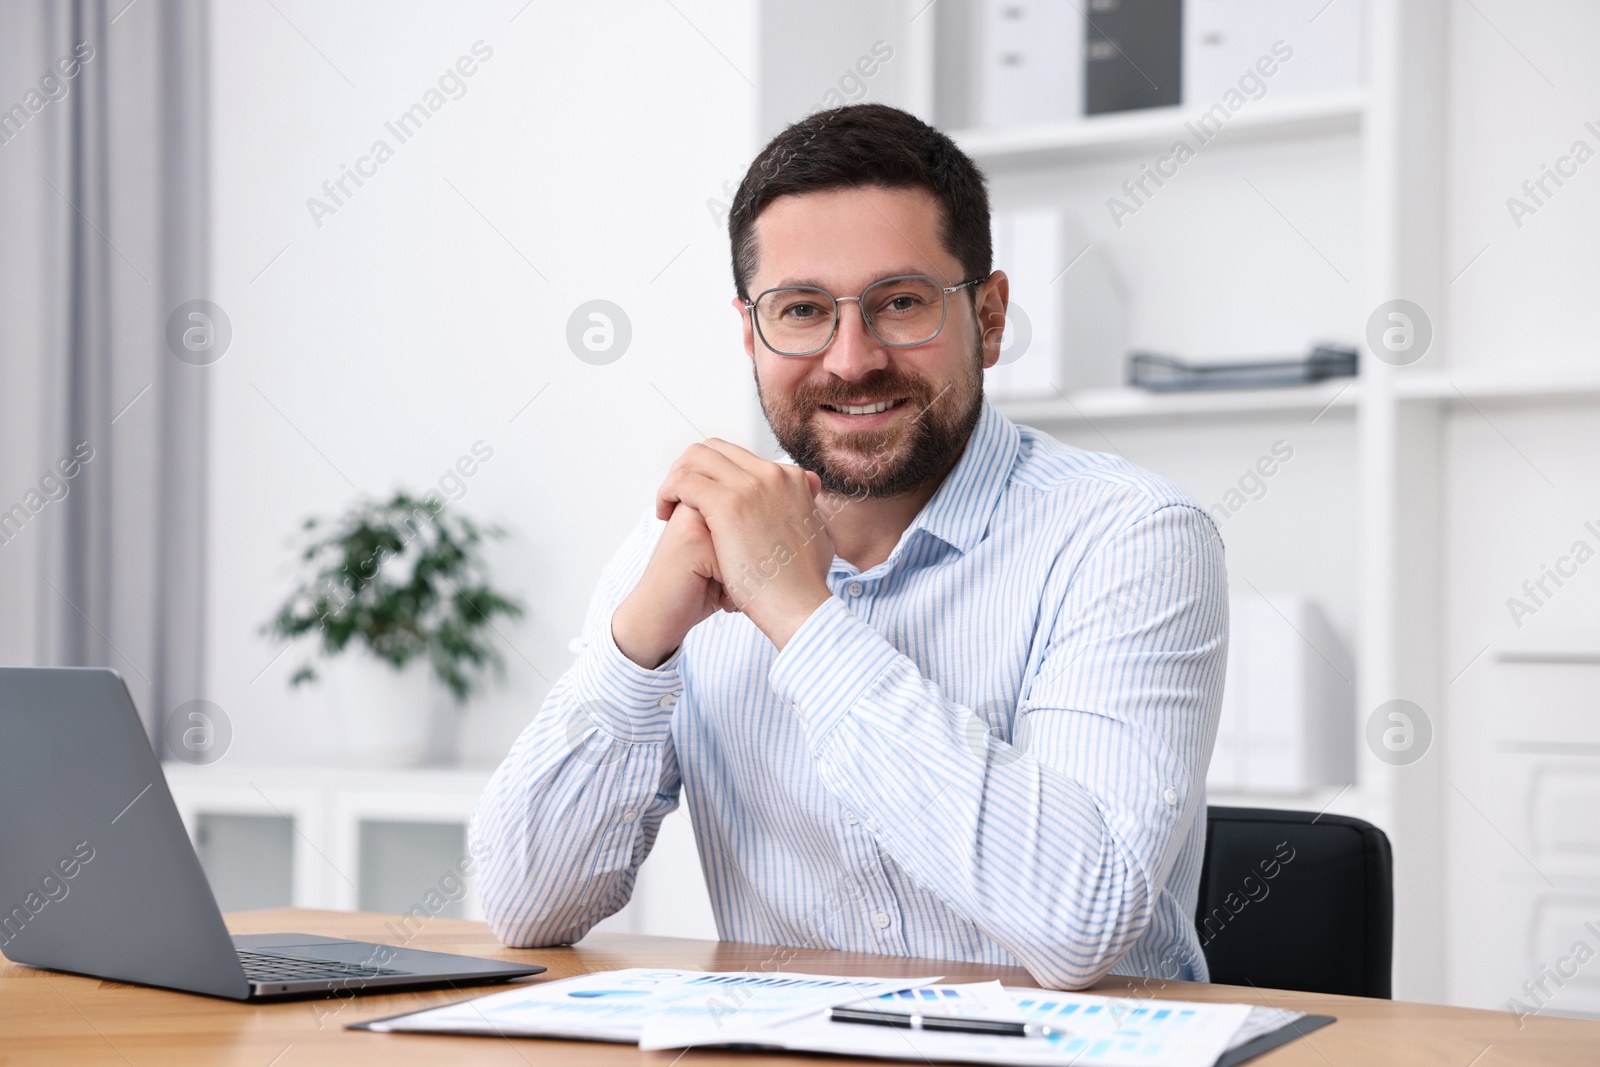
[{"x1": 611, "y1": 440, "x2": 838, "y2": 670}]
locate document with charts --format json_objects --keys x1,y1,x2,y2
[
  {"x1": 640, "y1": 981, "x2": 1300, "y2": 1067},
  {"x1": 350, "y1": 967, "x2": 940, "y2": 1042}
]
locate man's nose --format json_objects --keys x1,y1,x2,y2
[{"x1": 820, "y1": 299, "x2": 889, "y2": 382}]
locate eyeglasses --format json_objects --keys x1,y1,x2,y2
[{"x1": 744, "y1": 273, "x2": 988, "y2": 357}]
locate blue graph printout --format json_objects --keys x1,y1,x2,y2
[
  {"x1": 356, "y1": 967, "x2": 942, "y2": 1042},
  {"x1": 640, "y1": 981, "x2": 1264, "y2": 1067}
]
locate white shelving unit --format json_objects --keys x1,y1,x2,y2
[{"x1": 1006, "y1": 0, "x2": 1452, "y2": 1000}]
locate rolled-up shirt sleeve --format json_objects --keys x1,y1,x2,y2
[{"x1": 768, "y1": 503, "x2": 1227, "y2": 989}]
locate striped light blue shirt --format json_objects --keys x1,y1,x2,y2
[{"x1": 470, "y1": 394, "x2": 1228, "y2": 989}]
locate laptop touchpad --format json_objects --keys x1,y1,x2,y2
[{"x1": 257, "y1": 942, "x2": 404, "y2": 965}]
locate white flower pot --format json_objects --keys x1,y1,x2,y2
[{"x1": 319, "y1": 652, "x2": 457, "y2": 768}]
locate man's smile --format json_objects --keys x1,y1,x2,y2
[{"x1": 818, "y1": 396, "x2": 911, "y2": 426}]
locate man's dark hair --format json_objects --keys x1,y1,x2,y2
[{"x1": 727, "y1": 103, "x2": 991, "y2": 301}]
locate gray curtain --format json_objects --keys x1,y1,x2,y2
[{"x1": 0, "y1": 0, "x2": 208, "y2": 739}]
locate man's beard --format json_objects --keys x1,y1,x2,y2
[{"x1": 755, "y1": 338, "x2": 984, "y2": 499}]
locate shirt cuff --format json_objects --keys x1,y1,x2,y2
[
  {"x1": 567, "y1": 607, "x2": 685, "y2": 745},
  {"x1": 768, "y1": 595, "x2": 901, "y2": 744}
]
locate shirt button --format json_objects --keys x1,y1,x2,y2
[
  {"x1": 845, "y1": 582, "x2": 863, "y2": 598},
  {"x1": 620, "y1": 810, "x2": 637, "y2": 822},
  {"x1": 657, "y1": 694, "x2": 677, "y2": 709},
  {"x1": 873, "y1": 912, "x2": 891, "y2": 930},
  {"x1": 844, "y1": 810, "x2": 858, "y2": 825},
  {"x1": 1162, "y1": 787, "x2": 1178, "y2": 807}
]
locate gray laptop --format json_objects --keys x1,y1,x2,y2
[{"x1": 0, "y1": 667, "x2": 544, "y2": 1000}]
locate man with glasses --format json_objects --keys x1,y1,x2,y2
[{"x1": 473, "y1": 104, "x2": 1227, "y2": 990}]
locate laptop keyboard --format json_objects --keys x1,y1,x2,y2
[{"x1": 237, "y1": 948, "x2": 412, "y2": 983}]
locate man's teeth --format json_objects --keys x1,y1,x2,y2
[{"x1": 824, "y1": 399, "x2": 899, "y2": 415}]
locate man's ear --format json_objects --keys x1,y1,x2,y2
[
  {"x1": 976, "y1": 270, "x2": 1010, "y2": 370},
  {"x1": 732, "y1": 295, "x2": 756, "y2": 361}
]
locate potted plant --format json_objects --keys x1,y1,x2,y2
[{"x1": 264, "y1": 491, "x2": 524, "y2": 766}]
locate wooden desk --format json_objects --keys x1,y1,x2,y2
[{"x1": 1, "y1": 908, "x2": 1593, "y2": 1065}]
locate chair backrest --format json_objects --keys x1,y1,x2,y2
[{"x1": 1195, "y1": 806, "x2": 1393, "y2": 998}]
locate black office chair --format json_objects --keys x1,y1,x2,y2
[{"x1": 1195, "y1": 806, "x2": 1393, "y2": 998}]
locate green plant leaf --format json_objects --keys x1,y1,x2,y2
[{"x1": 263, "y1": 490, "x2": 525, "y2": 703}]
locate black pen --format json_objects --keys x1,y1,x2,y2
[{"x1": 827, "y1": 1006, "x2": 1061, "y2": 1038}]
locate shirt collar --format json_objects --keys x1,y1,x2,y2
[{"x1": 902, "y1": 392, "x2": 1020, "y2": 556}]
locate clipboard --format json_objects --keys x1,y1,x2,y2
[{"x1": 1218, "y1": 1013, "x2": 1336, "y2": 1067}]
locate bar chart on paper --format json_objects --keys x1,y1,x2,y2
[
  {"x1": 639, "y1": 980, "x2": 1277, "y2": 1067},
  {"x1": 354, "y1": 968, "x2": 941, "y2": 1043},
  {"x1": 1008, "y1": 992, "x2": 1253, "y2": 1066}
]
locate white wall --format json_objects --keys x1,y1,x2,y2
[{"x1": 206, "y1": 1, "x2": 758, "y2": 936}]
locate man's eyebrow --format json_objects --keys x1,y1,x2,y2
[{"x1": 766, "y1": 268, "x2": 940, "y2": 290}]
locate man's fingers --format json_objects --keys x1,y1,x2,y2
[
  {"x1": 696, "y1": 437, "x2": 766, "y2": 473},
  {"x1": 659, "y1": 445, "x2": 779, "y2": 519},
  {"x1": 659, "y1": 469, "x2": 736, "y2": 523},
  {"x1": 657, "y1": 444, "x2": 748, "y2": 515},
  {"x1": 654, "y1": 444, "x2": 724, "y2": 518},
  {"x1": 690, "y1": 439, "x2": 811, "y2": 497},
  {"x1": 687, "y1": 440, "x2": 767, "y2": 490},
  {"x1": 658, "y1": 440, "x2": 818, "y2": 518}
]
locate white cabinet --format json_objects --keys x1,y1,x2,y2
[
  {"x1": 164, "y1": 762, "x2": 721, "y2": 942},
  {"x1": 163, "y1": 763, "x2": 490, "y2": 921}
]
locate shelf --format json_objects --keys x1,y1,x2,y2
[
  {"x1": 991, "y1": 366, "x2": 1600, "y2": 428},
  {"x1": 950, "y1": 91, "x2": 1365, "y2": 169},
  {"x1": 1392, "y1": 367, "x2": 1600, "y2": 404},
  {"x1": 993, "y1": 378, "x2": 1360, "y2": 427}
]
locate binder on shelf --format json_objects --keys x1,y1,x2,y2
[
  {"x1": 1184, "y1": 0, "x2": 1363, "y2": 107},
  {"x1": 975, "y1": 1, "x2": 1083, "y2": 128},
  {"x1": 986, "y1": 207, "x2": 1061, "y2": 399},
  {"x1": 1127, "y1": 344, "x2": 1357, "y2": 392},
  {"x1": 985, "y1": 209, "x2": 1126, "y2": 400},
  {"x1": 1084, "y1": 0, "x2": 1183, "y2": 115},
  {"x1": 1208, "y1": 595, "x2": 1354, "y2": 795}
]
